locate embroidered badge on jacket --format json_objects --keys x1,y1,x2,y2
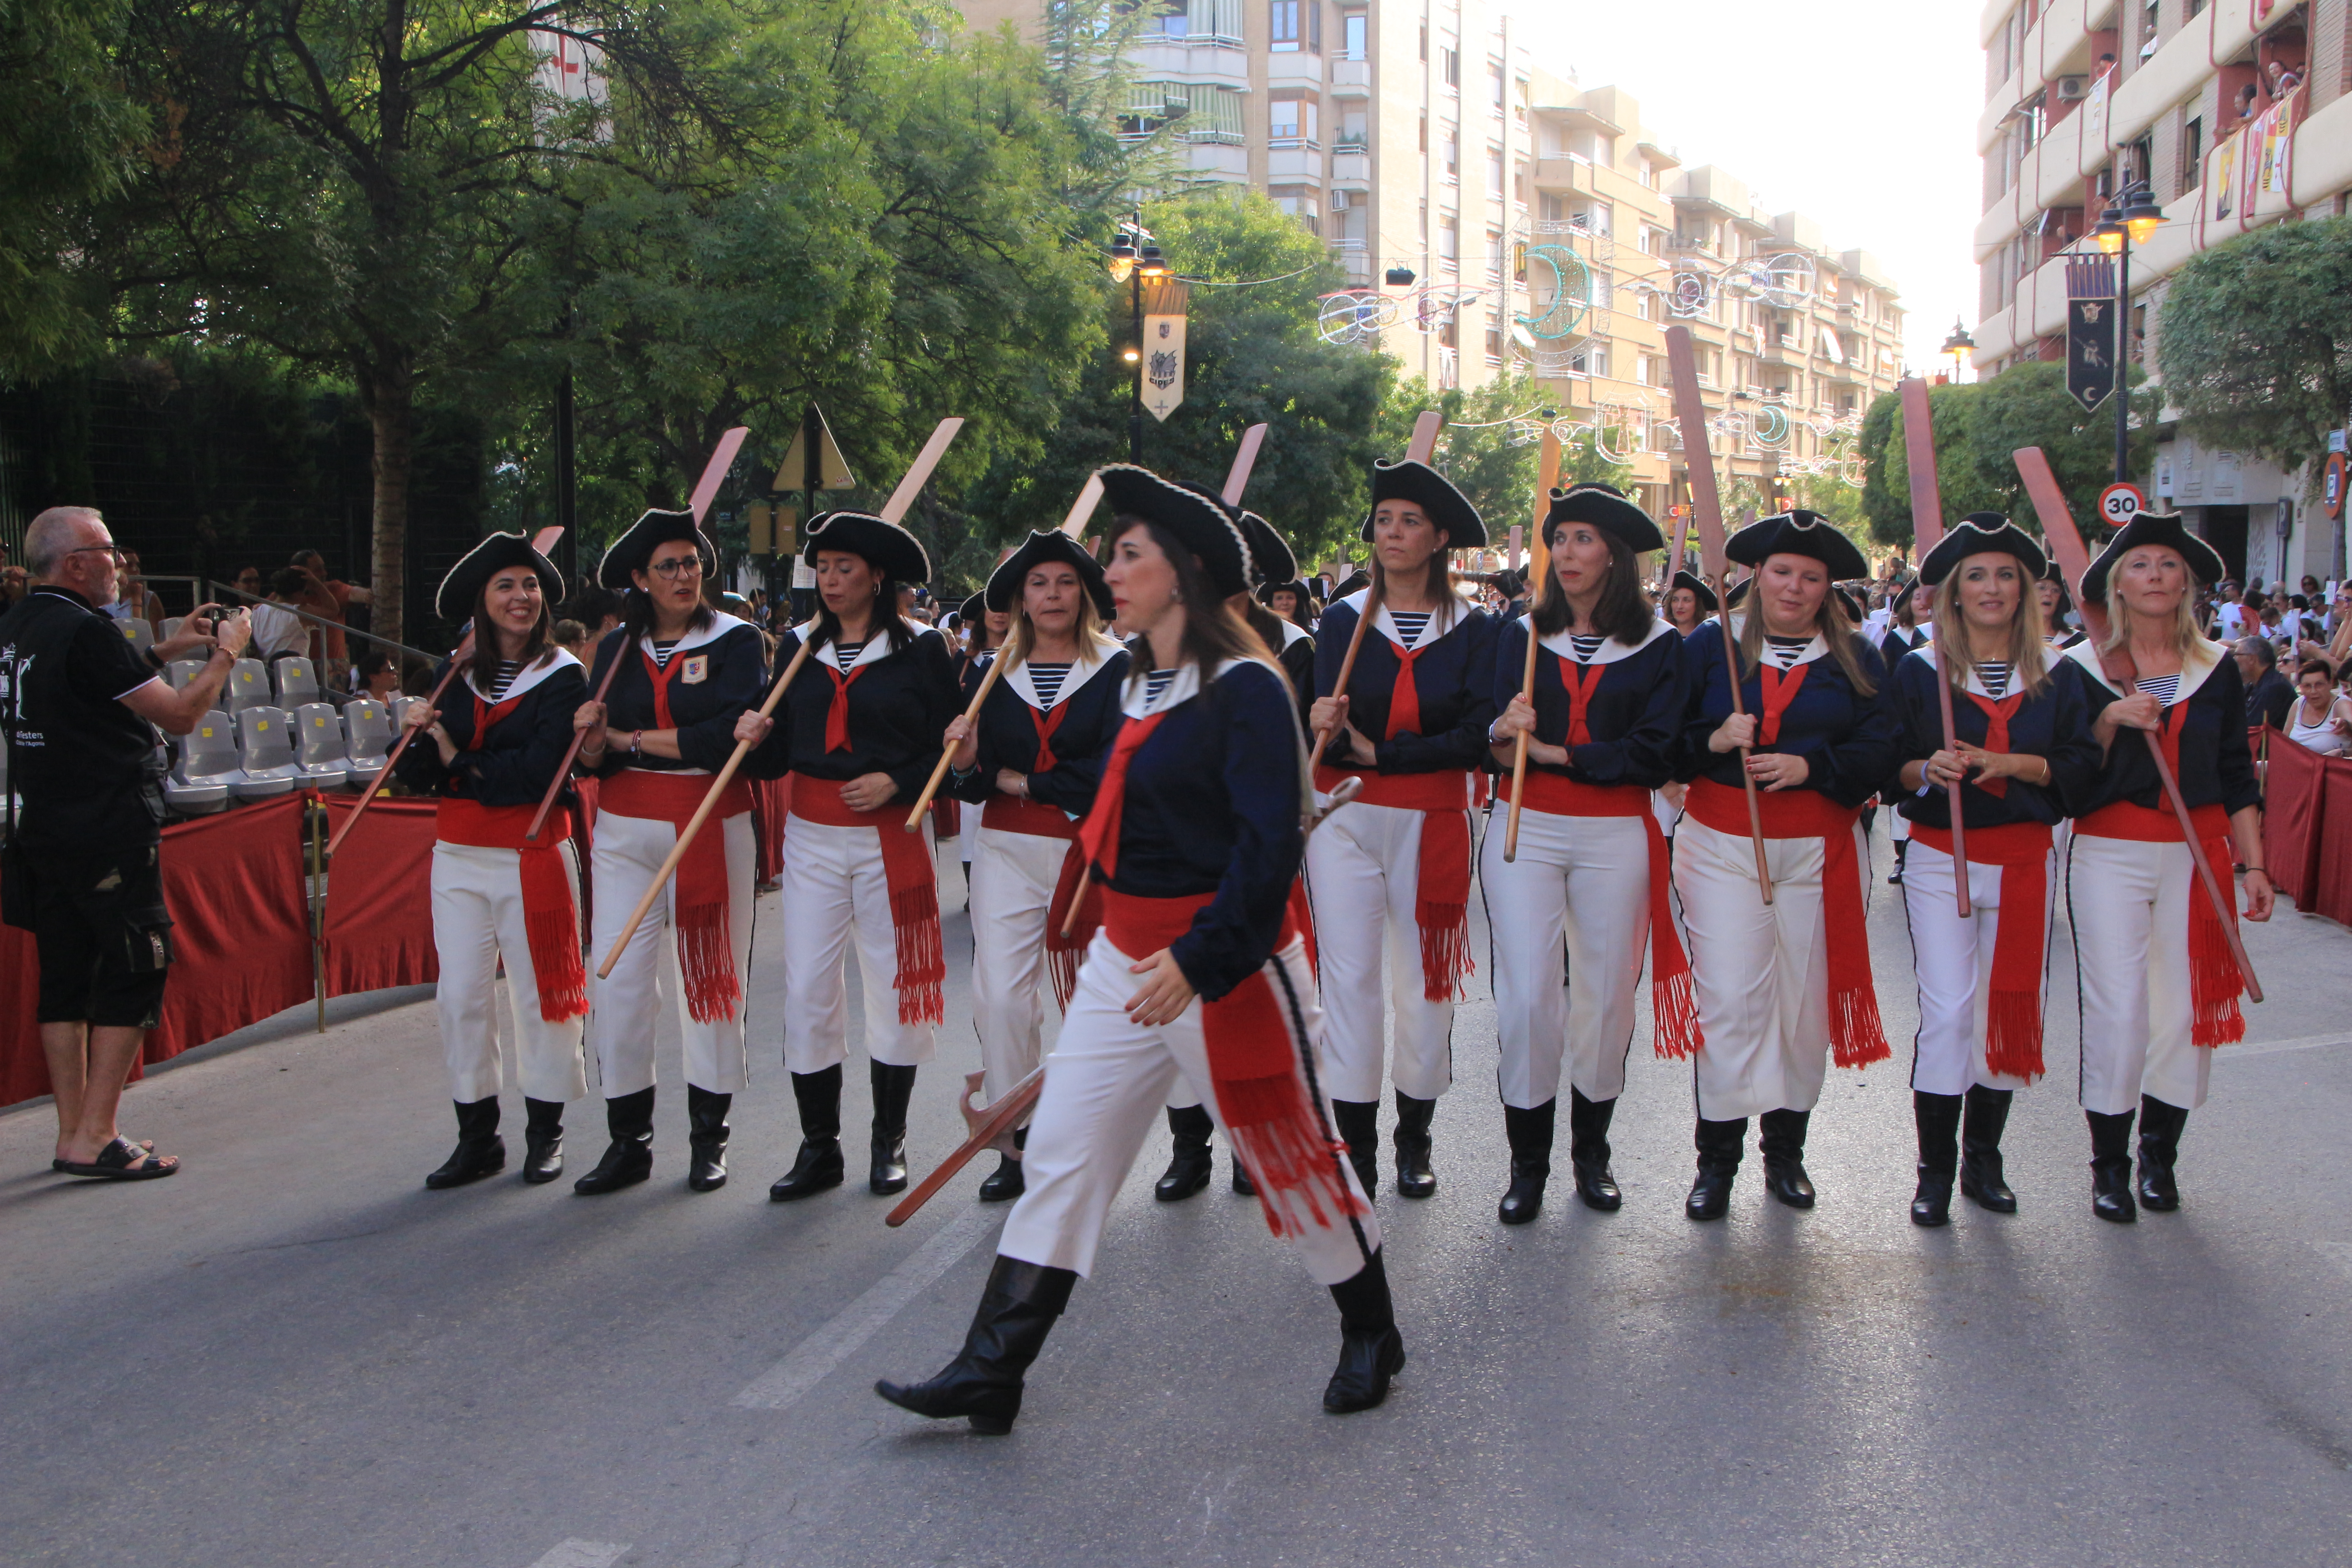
[{"x1": 681, "y1": 655, "x2": 709, "y2": 685}]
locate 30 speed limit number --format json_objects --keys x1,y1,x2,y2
[{"x1": 2098, "y1": 482, "x2": 2145, "y2": 529}]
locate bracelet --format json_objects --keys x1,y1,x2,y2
[{"x1": 627, "y1": 730, "x2": 642, "y2": 759}]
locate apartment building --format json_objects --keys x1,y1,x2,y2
[{"x1": 1970, "y1": 0, "x2": 2352, "y2": 585}]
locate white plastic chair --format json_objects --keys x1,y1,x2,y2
[
  {"x1": 230, "y1": 707, "x2": 301, "y2": 799},
  {"x1": 344, "y1": 699, "x2": 397, "y2": 786},
  {"x1": 164, "y1": 713, "x2": 241, "y2": 814},
  {"x1": 293, "y1": 702, "x2": 350, "y2": 789},
  {"x1": 119, "y1": 619, "x2": 155, "y2": 660},
  {"x1": 161, "y1": 617, "x2": 185, "y2": 640},
  {"x1": 274, "y1": 657, "x2": 321, "y2": 709},
  {"x1": 224, "y1": 657, "x2": 273, "y2": 714}
]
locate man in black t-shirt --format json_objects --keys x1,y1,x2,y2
[{"x1": 1, "y1": 506, "x2": 249, "y2": 1181}]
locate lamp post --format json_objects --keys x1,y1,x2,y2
[
  {"x1": 1939, "y1": 318, "x2": 1975, "y2": 384},
  {"x1": 2090, "y1": 180, "x2": 2164, "y2": 485},
  {"x1": 1106, "y1": 219, "x2": 1168, "y2": 464}
]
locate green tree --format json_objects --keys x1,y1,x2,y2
[{"x1": 2157, "y1": 215, "x2": 2352, "y2": 485}]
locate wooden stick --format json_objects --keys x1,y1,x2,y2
[
  {"x1": 1665, "y1": 326, "x2": 1773, "y2": 903},
  {"x1": 326, "y1": 524, "x2": 566, "y2": 856},
  {"x1": 887, "y1": 1065, "x2": 1044, "y2": 1227},
  {"x1": 2013, "y1": 445, "x2": 2262, "y2": 1004},
  {"x1": 1308, "y1": 410, "x2": 1441, "y2": 773},
  {"x1": 526, "y1": 428, "x2": 749, "y2": 843},
  {"x1": 596, "y1": 419, "x2": 965, "y2": 979},
  {"x1": 1223, "y1": 423, "x2": 1268, "y2": 506},
  {"x1": 1898, "y1": 377, "x2": 1971, "y2": 918},
  {"x1": 1502, "y1": 429, "x2": 1562, "y2": 864}
]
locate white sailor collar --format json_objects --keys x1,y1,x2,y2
[
  {"x1": 2064, "y1": 632, "x2": 2226, "y2": 702},
  {"x1": 462, "y1": 645, "x2": 581, "y2": 704},
  {"x1": 1726, "y1": 613, "x2": 1828, "y2": 667},
  {"x1": 1121, "y1": 654, "x2": 1287, "y2": 720},
  {"x1": 1278, "y1": 619, "x2": 1313, "y2": 651},
  {"x1": 1529, "y1": 614, "x2": 1675, "y2": 666},
  {"x1": 1004, "y1": 635, "x2": 1123, "y2": 711},
  {"x1": 1337, "y1": 587, "x2": 1463, "y2": 654},
  {"x1": 796, "y1": 620, "x2": 940, "y2": 674},
  {"x1": 1913, "y1": 639, "x2": 2059, "y2": 701},
  {"x1": 640, "y1": 610, "x2": 753, "y2": 663}
]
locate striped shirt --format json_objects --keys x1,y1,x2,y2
[
  {"x1": 649, "y1": 638, "x2": 679, "y2": 669},
  {"x1": 1027, "y1": 662, "x2": 1072, "y2": 706},
  {"x1": 2137, "y1": 672, "x2": 2181, "y2": 706},
  {"x1": 1143, "y1": 669, "x2": 1177, "y2": 707},
  {"x1": 483, "y1": 659, "x2": 523, "y2": 701},
  {"x1": 1978, "y1": 661, "x2": 2012, "y2": 700},
  {"x1": 1388, "y1": 610, "x2": 1432, "y2": 647},
  {"x1": 1567, "y1": 634, "x2": 1607, "y2": 664},
  {"x1": 831, "y1": 642, "x2": 866, "y2": 674},
  {"x1": 1763, "y1": 635, "x2": 1812, "y2": 671}
]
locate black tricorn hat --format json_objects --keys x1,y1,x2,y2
[
  {"x1": 803, "y1": 510, "x2": 931, "y2": 584},
  {"x1": 1332, "y1": 568, "x2": 1372, "y2": 599},
  {"x1": 1670, "y1": 569, "x2": 1720, "y2": 614},
  {"x1": 1258, "y1": 578, "x2": 1313, "y2": 607},
  {"x1": 959, "y1": 592, "x2": 985, "y2": 627},
  {"x1": 1542, "y1": 481, "x2": 1665, "y2": 552},
  {"x1": 438, "y1": 531, "x2": 564, "y2": 623},
  {"x1": 1236, "y1": 511, "x2": 1297, "y2": 591},
  {"x1": 985, "y1": 530, "x2": 1114, "y2": 619},
  {"x1": 2078, "y1": 509, "x2": 2227, "y2": 605},
  {"x1": 1095, "y1": 464, "x2": 1251, "y2": 598},
  {"x1": 1360, "y1": 458, "x2": 1485, "y2": 548},
  {"x1": 599, "y1": 509, "x2": 713, "y2": 591},
  {"x1": 1919, "y1": 512, "x2": 2048, "y2": 588},
  {"x1": 1726, "y1": 510, "x2": 1869, "y2": 581}
]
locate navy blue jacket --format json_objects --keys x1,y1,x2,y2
[
  {"x1": 1491, "y1": 616, "x2": 1684, "y2": 788},
  {"x1": 1314, "y1": 592, "x2": 1499, "y2": 773},
  {"x1": 584, "y1": 613, "x2": 779, "y2": 779},
  {"x1": 1879, "y1": 623, "x2": 1930, "y2": 668},
  {"x1": 2065, "y1": 640, "x2": 2262, "y2": 818},
  {"x1": 950, "y1": 642, "x2": 1130, "y2": 818},
  {"x1": 1105, "y1": 660, "x2": 1303, "y2": 1000},
  {"x1": 1678, "y1": 620, "x2": 1900, "y2": 811},
  {"x1": 765, "y1": 622, "x2": 961, "y2": 800},
  {"x1": 1886, "y1": 647, "x2": 2100, "y2": 830},
  {"x1": 395, "y1": 651, "x2": 587, "y2": 806}
]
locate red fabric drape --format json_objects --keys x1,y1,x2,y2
[
  {"x1": 2313, "y1": 759, "x2": 2352, "y2": 929},
  {"x1": 2262, "y1": 728, "x2": 2327, "y2": 908},
  {"x1": 319, "y1": 794, "x2": 440, "y2": 996}
]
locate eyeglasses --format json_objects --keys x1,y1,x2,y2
[
  {"x1": 65, "y1": 545, "x2": 127, "y2": 565},
  {"x1": 647, "y1": 557, "x2": 705, "y2": 579}
]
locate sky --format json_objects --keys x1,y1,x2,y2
[{"x1": 1503, "y1": 0, "x2": 1985, "y2": 376}]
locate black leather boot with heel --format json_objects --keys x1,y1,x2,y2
[
  {"x1": 1685, "y1": 1116, "x2": 1746, "y2": 1220},
  {"x1": 2087, "y1": 1107, "x2": 2137, "y2": 1222},
  {"x1": 520, "y1": 1097, "x2": 565, "y2": 1184},
  {"x1": 1959, "y1": 1085, "x2": 2016, "y2": 1212},
  {"x1": 978, "y1": 1127, "x2": 1027, "y2": 1203},
  {"x1": 769, "y1": 1065, "x2": 845, "y2": 1201},
  {"x1": 1323, "y1": 1248, "x2": 1405, "y2": 1414},
  {"x1": 876, "y1": 1255, "x2": 1078, "y2": 1434},
  {"x1": 1568, "y1": 1088, "x2": 1622, "y2": 1211},
  {"x1": 1497, "y1": 1099, "x2": 1554, "y2": 1225},
  {"x1": 1332, "y1": 1099, "x2": 1381, "y2": 1201},
  {"x1": 870, "y1": 1061, "x2": 918, "y2": 1195},
  {"x1": 1154, "y1": 1106, "x2": 1214, "y2": 1201},
  {"x1": 426, "y1": 1098, "x2": 505, "y2": 1189},
  {"x1": 1910, "y1": 1091, "x2": 1962, "y2": 1226},
  {"x1": 1758, "y1": 1107, "x2": 1816, "y2": 1209},
  {"x1": 1392, "y1": 1091, "x2": 1438, "y2": 1199},
  {"x1": 573, "y1": 1088, "x2": 654, "y2": 1195},
  {"x1": 2135, "y1": 1094, "x2": 2188, "y2": 1211},
  {"x1": 686, "y1": 1084, "x2": 732, "y2": 1193}
]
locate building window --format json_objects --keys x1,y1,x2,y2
[
  {"x1": 1150, "y1": 0, "x2": 1246, "y2": 44},
  {"x1": 2183, "y1": 114, "x2": 2202, "y2": 179},
  {"x1": 1486, "y1": 327, "x2": 1503, "y2": 364},
  {"x1": 1539, "y1": 192, "x2": 1563, "y2": 221},
  {"x1": 1418, "y1": 22, "x2": 1426, "y2": 60},
  {"x1": 1487, "y1": 145, "x2": 1504, "y2": 194},
  {"x1": 1270, "y1": 0, "x2": 1298, "y2": 50},
  {"x1": 1443, "y1": 128, "x2": 1458, "y2": 180},
  {"x1": 1269, "y1": 98, "x2": 1317, "y2": 142},
  {"x1": 1439, "y1": 215, "x2": 1457, "y2": 264},
  {"x1": 1343, "y1": 10, "x2": 1365, "y2": 59},
  {"x1": 1418, "y1": 199, "x2": 1428, "y2": 240},
  {"x1": 1336, "y1": 108, "x2": 1366, "y2": 151},
  {"x1": 1485, "y1": 226, "x2": 1504, "y2": 280},
  {"x1": 1488, "y1": 59, "x2": 1505, "y2": 111},
  {"x1": 1441, "y1": 47, "x2": 1460, "y2": 88}
]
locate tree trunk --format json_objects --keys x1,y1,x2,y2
[{"x1": 363, "y1": 359, "x2": 416, "y2": 652}]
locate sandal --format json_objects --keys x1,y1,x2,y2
[
  {"x1": 52, "y1": 1139, "x2": 153, "y2": 1172},
  {"x1": 54, "y1": 1138, "x2": 179, "y2": 1181}
]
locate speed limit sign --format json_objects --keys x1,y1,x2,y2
[{"x1": 2098, "y1": 482, "x2": 2145, "y2": 528}]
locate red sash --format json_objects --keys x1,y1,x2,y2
[
  {"x1": 435, "y1": 799, "x2": 588, "y2": 1024},
  {"x1": 791, "y1": 784, "x2": 946, "y2": 1026},
  {"x1": 983, "y1": 792, "x2": 1091, "y2": 1010},
  {"x1": 1313, "y1": 764, "x2": 1473, "y2": 1002},
  {"x1": 1686, "y1": 778, "x2": 1890, "y2": 1068},
  {"x1": 2078, "y1": 786, "x2": 2246, "y2": 1048},
  {"x1": 1503, "y1": 771, "x2": 1700, "y2": 1059},
  {"x1": 1913, "y1": 820, "x2": 2053, "y2": 1079},
  {"x1": 599, "y1": 768, "x2": 753, "y2": 1023}
]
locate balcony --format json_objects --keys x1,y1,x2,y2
[
  {"x1": 1328, "y1": 59, "x2": 1370, "y2": 96},
  {"x1": 1185, "y1": 142, "x2": 1249, "y2": 180},
  {"x1": 1267, "y1": 144, "x2": 1324, "y2": 181},
  {"x1": 1266, "y1": 53, "x2": 1323, "y2": 92},
  {"x1": 1531, "y1": 156, "x2": 1583, "y2": 191},
  {"x1": 1132, "y1": 39, "x2": 1249, "y2": 87},
  {"x1": 1330, "y1": 149, "x2": 1370, "y2": 185}
]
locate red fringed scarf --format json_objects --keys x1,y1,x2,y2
[
  {"x1": 600, "y1": 769, "x2": 751, "y2": 1022},
  {"x1": 1505, "y1": 771, "x2": 1701, "y2": 1058},
  {"x1": 1101, "y1": 887, "x2": 1365, "y2": 1239},
  {"x1": 1075, "y1": 712, "x2": 1167, "y2": 880},
  {"x1": 1916, "y1": 820, "x2": 2053, "y2": 1078},
  {"x1": 792, "y1": 785, "x2": 946, "y2": 1025},
  {"x1": 1687, "y1": 778, "x2": 1890, "y2": 1068}
]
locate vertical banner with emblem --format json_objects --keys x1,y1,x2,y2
[
  {"x1": 2064, "y1": 255, "x2": 2118, "y2": 414},
  {"x1": 1139, "y1": 275, "x2": 1190, "y2": 424}
]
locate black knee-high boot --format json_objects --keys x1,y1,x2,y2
[
  {"x1": 573, "y1": 1087, "x2": 654, "y2": 1195},
  {"x1": 2136, "y1": 1094, "x2": 2188, "y2": 1211},
  {"x1": 978, "y1": 1126, "x2": 1026, "y2": 1203},
  {"x1": 1332, "y1": 1099, "x2": 1380, "y2": 1200},
  {"x1": 686, "y1": 1084, "x2": 732, "y2": 1193},
  {"x1": 1323, "y1": 1248, "x2": 1406, "y2": 1414},
  {"x1": 1498, "y1": 1099, "x2": 1555, "y2": 1225},
  {"x1": 2087, "y1": 1107, "x2": 2137, "y2": 1222},
  {"x1": 870, "y1": 1061, "x2": 918, "y2": 1195},
  {"x1": 1910, "y1": 1091, "x2": 1962, "y2": 1226},
  {"x1": 520, "y1": 1097, "x2": 565, "y2": 1184},
  {"x1": 1155, "y1": 1105, "x2": 1214, "y2": 1201},
  {"x1": 770, "y1": 1065, "x2": 844, "y2": 1201},
  {"x1": 1960, "y1": 1085, "x2": 2016, "y2": 1211},
  {"x1": 426, "y1": 1097, "x2": 505, "y2": 1189},
  {"x1": 1392, "y1": 1091, "x2": 1438, "y2": 1199},
  {"x1": 1758, "y1": 1107, "x2": 1815, "y2": 1209},
  {"x1": 1568, "y1": 1088, "x2": 1622, "y2": 1211},
  {"x1": 876, "y1": 1255, "x2": 1078, "y2": 1434},
  {"x1": 1685, "y1": 1116, "x2": 1746, "y2": 1220}
]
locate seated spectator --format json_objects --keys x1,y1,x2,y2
[
  {"x1": 232, "y1": 565, "x2": 264, "y2": 601},
  {"x1": 2234, "y1": 82, "x2": 2258, "y2": 122},
  {"x1": 2268, "y1": 59, "x2": 2301, "y2": 95},
  {"x1": 248, "y1": 567, "x2": 313, "y2": 663},
  {"x1": 2237, "y1": 634, "x2": 2296, "y2": 730},
  {"x1": 351, "y1": 648, "x2": 402, "y2": 700},
  {"x1": 552, "y1": 617, "x2": 588, "y2": 662},
  {"x1": 2288, "y1": 659, "x2": 2351, "y2": 755}
]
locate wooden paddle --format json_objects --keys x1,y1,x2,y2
[
  {"x1": 594, "y1": 418, "x2": 965, "y2": 979},
  {"x1": 1501, "y1": 428, "x2": 1563, "y2": 863},
  {"x1": 1898, "y1": 378, "x2": 1972, "y2": 918}
]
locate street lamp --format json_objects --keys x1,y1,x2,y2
[
  {"x1": 1940, "y1": 318, "x2": 1975, "y2": 383},
  {"x1": 2090, "y1": 179, "x2": 2163, "y2": 483},
  {"x1": 1107, "y1": 218, "x2": 1166, "y2": 462}
]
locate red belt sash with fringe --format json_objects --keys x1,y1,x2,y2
[
  {"x1": 1686, "y1": 778, "x2": 1890, "y2": 1068},
  {"x1": 434, "y1": 799, "x2": 587, "y2": 1024},
  {"x1": 2077, "y1": 796, "x2": 2245, "y2": 1047},
  {"x1": 1503, "y1": 771, "x2": 1700, "y2": 1059},
  {"x1": 791, "y1": 785, "x2": 946, "y2": 1026},
  {"x1": 1098, "y1": 886, "x2": 1361, "y2": 1239},
  {"x1": 1913, "y1": 820, "x2": 2054, "y2": 1078},
  {"x1": 599, "y1": 768, "x2": 752, "y2": 1024},
  {"x1": 1313, "y1": 764, "x2": 1472, "y2": 1001},
  {"x1": 983, "y1": 793, "x2": 1098, "y2": 1011}
]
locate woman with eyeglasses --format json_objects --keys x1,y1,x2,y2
[{"x1": 572, "y1": 510, "x2": 780, "y2": 1197}]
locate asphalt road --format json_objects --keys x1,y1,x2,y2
[{"x1": 6, "y1": 823, "x2": 2352, "y2": 1568}]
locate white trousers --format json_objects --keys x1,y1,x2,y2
[
  {"x1": 968, "y1": 825, "x2": 1068, "y2": 1102},
  {"x1": 1480, "y1": 808, "x2": 1649, "y2": 1109},
  {"x1": 431, "y1": 841, "x2": 588, "y2": 1105},
  {"x1": 1674, "y1": 815, "x2": 1856, "y2": 1121},
  {"x1": 1306, "y1": 796, "x2": 1460, "y2": 1102},
  {"x1": 2067, "y1": 833, "x2": 2215, "y2": 1115},
  {"x1": 1901, "y1": 837, "x2": 2049, "y2": 1096},
  {"x1": 589, "y1": 807, "x2": 757, "y2": 1097},
  {"x1": 999, "y1": 931, "x2": 1379, "y2": 1285},
  {"x1": 779, "y1": 814, "x2": 939, "y2": 1073}
]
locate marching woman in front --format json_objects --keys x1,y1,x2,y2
[
  {"x1": 876, "y1": 466, "x2": 1398, "y2": 1435},
  {"x1": 1674, "y1": 512, "x2": 1900, "y2": 1219},
  {"x1": 573, "y1": 510, "x2": 774, "y2": 1195},
  {"x1": 941, "y1": 530, "x2": 1129, "y2": 1202},
  {"x1": 751, "y1": 511, "x2": 960, "y2": 1202},
  {"x1": 2063, "y1": 512, "x2": 2269, "y2": 1221},
  {"x1": 1483, "y1": 484, "x2": 1689, "y2": 1223},
  {"x1": 397, "y1": 533, "x2": 589, "y2": 1189},
  {"x1": 1309, "y1": 461, "x2": 1497, "y2": 1200},
  {"x1": 1888, "y1": 515, "x2": 2099, "y2": 1225}
]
